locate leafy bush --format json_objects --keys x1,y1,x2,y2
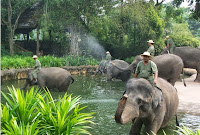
[
  {"x1": 1, "y1": 86, "x2": 94, "y2": 135},
  {"x1": 171, "y1": 23, "x2": 200, "y2": 48},
  {"x1": 1, "y1": 45, "x2": 10, "y2": 56},
  {"x1": 1, "y1": 55, "x2": 99, "y2": 70},
  {"x1": 125, "y1": 56, "x2": 135, "y2": 64}
]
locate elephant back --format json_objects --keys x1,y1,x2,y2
[
  {"x1": 38, "y1": 67, "x2": 72, "y2": 81},
  {"x1": 112, "y1": 59, "x2": 129, "y2": 68}
]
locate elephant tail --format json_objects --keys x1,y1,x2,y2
[
  {"x1": 70, "y1": 76, "x2": 74, "y2": 84},
  {"x1": 182, "y1": 69, "x2": 187, "y2": 87},
  {"x1": 175, "y1": 113, "x2": 179, "y2": 126}
]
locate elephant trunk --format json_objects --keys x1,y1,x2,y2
[
  {"x1": 115, "y1": 96, "x2": 127, "y2": 124},
  {"x1": 120, "y1": 104, "x2": 139, "y2": 124},
  {"x1": 115, "y1": 94, "x2": 139, "y2": 124}
]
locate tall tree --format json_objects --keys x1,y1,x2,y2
[
  {"x1": 1, "y1": 0, "x2": 37, "y2": 56},
  {"x1": 42, "y1": 0, "x2": 116, "y2": 55}
]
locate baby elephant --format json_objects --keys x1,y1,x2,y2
[{"x1": 115, "y1": 78, "x2": 179, "y2": 135}]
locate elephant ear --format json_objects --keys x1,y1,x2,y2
[
  {"x1": 152, "y1": 89, "x2": 163, "y2": 109},
  {"x1": 27, "y1": 70, "x2": 33, "y2": 81}
]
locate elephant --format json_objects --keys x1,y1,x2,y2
[
  {"x1": 106, "y1": 59, "x2": 132, "y2": 82},
  {"x1": 115, "y1": 77, "x2": 179, "y2": 135},
  {"x1": 111, "y1": 54, "x2": 185, "y2": 86},
  {"x1": 22, "y1": 67, "x2": 74, "y2": 91},
  {"x1": 161, "y1": 46, "x2": 200, "y2": 82}
]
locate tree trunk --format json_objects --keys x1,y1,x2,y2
[
  {"x1": 9, "y1": 30, "x2": 14, "y2": 56},
  {"x1": 8, "y1": 0, "x2": 14, "y2": 56},
  {"x1": 36, "y1": 26, "x2": 40, "y2": 56},
  {"x1": 70, "y1": 25, "x2": 80, "y2": 56}
]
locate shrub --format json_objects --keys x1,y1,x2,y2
[
  {"x1": 1, "y1": 55, "x2": 99, "y2": 70},
  {"x1": 125, "y1": 56, "x2": 134, "y2": 64},
  {"x1": 1, "y1": 86, "x2": 94, "y2": 135}
]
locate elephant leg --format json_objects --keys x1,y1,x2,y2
[
  {"x1": 21, "y1": 79, "x2": 29, "y2": 90},
  {"x1": 129, "y1": 118, "x2": 143, "y2": 135},
  {"x1": 144, "y1": 113, "x2": 164, "y2": 135},
  {"x1": 144, "y1": 123, "x2": 160, "y2": 135},
  {"x1": 58, "y1": 78, "x2": 71, "y2": 92},
  {"x1": 38, "y1": 79, "x2": 46, "y2": 90},
  {"x1": 194, "y1": 68, "x2": 200, "y2": 82}
]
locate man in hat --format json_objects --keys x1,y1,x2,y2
[
  {"x1": 134, "y1": 52, "x2": 158, "y2": 86},
  {"x1": 106, "y1": 51, "x2": 111, "y2": 61},
  {"x1": 166, "y1": 36, "x2": 175, "y2": 53},
  {"x1": 147, "y1": 40, "x2": 155, "y2": 57},
  {"x1": 104, "y1": 51, "x2": 112, "y2": 68},
  {"x1": 32, "y1": 55, "x2": 41, "y2": 83}
]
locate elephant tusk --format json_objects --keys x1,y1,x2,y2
[{"x1": 123, "y1": 94, "x2": 128, "y2": 98}]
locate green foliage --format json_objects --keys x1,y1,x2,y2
[
  {"x1": 170, "y1": 23, "x2": 200, "y2": 47},
  {"x1": 1, "y1": 86, "x2": 94, "y2": 135},
  {"x1": 1, "y1": 87, "x2": 42, "y2": 134},
  {"x1": 1, "y1": 55, "x2": 99, "y2": 70},
  {"x1": 1, "y1": 56, "x2": 34, "y2": 70},
  {"x1": 125, "y1": 56, "x2": 135, "y2": 64},
  {"x1": 37, "y1": 89, "x2": 94, "y2": 134},
  {"x1": 175, "y1": 125, "x2": 200, "y2": 135},
  {"x1": 1, "y1": 45, "x2": 10, "y2": 56},
  {"x1": 89, "y1": 1, "x2": 165, "y2": 59}
]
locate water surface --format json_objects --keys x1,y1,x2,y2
[{"x1": 1, "y1": 75, "x2": 200, "y2": 134}]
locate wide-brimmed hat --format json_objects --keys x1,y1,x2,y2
[
  {"x1": 166, "y1": 36, "x2": 169, "y2": 38},
  {"x1": 106, "y1": 51, "x2": 110, "y2": 54},
  {"x1": 147, "y1": 40, "x2": 154, "y2": 44},
  {"x1": 141, "y1": 52, "x2": 151, "y2": 57},
  {"x1": 32, "y1": 55, "x2": 38, "y2": 59}
]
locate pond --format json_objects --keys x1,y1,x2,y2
[{"x1": 1, "y1": 75, "x2": 200, "y2": 135}]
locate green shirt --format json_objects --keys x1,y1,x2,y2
[
  {"x1": 147, "y1": 45, "x2": 155, "y2": 56},
  {"x1": 135, "y1": 60, "x2": 158, "y2": 84},
  {"x1": 167, "y1": 39, "x2": 175, "y2": 48},
  {"x1": 35, "y1": 59, "x2": 41, "y2": 69},
  {"x1": 106, "y1": 54, "x2": 111, "y2": 61}
]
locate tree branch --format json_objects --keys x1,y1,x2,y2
[
  {"x1": 13, "y1": 8, "x2": 26, "y2": 31},
  {"x1": 155, "y1": 0, "x2": 165, "y2": 6},
  {"x1": 1, "y1": 18, "x2": 8, "y2": 26}
]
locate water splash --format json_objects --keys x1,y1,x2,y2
[{"x1": 80, "y1": 35, "x2": 106, "y2": 59}]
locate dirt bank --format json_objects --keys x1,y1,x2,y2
[{"x1": 175, "y1": 74, "x2": 200, "y2": 116}]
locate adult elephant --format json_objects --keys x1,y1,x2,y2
[
  {"x1": 111, "y1": 54, "x2": 185, "y2": 86},
  {"x1": 161, "y1": 46, "x2": 200, "y2": 82},
  {"x1": 21, "y1": 67, "x2": 74, "y2": 91},
  {"x1": 106, "y1": 59, "x2": 132, "y2": 82},
  {"x1": 115, "y1": 78, "x2": 179, "y2": 135}
]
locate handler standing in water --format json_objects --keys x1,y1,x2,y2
[
  {"x1": 134, "y1": 52, "x2": 158, "y2": 86},
  {"x1": 32, "y1": 55, "x2": 41, "y2": 83}
]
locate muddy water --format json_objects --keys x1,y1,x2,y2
[{"x1": 1, "y1": 75, "x2": 200, "y2": 134}]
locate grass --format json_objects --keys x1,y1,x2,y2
[
  {"x1": 1, "y1": 55, "x2": 99, "y2": 70},
  {"x1": 1, "y1": 86, "x2": 94, "y2": 135}
]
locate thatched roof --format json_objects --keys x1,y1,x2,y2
[{"x1": 15, "y1": 2, "x2": 43, "y2": 34}]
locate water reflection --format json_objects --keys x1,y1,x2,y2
[{"x1": 1, "y1": 75, "x2": 200, "y2": 135}]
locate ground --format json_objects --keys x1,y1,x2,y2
[{"x1": 175, "y1": 74, "x2": 200, "y2": 116}]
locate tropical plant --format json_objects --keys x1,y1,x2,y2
[
  {"x1": 1, "y1": 86, "x2": 42, "y2": 134},
  {"x1": 1, "y1": 86, "x2": 94, "y2": 135},
  {"x1": 175, "y1": 125, "x2": 200, "y2": 135},
  {"x1": 37, "y1": 89, "x2": 94, "y2": 135}
]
